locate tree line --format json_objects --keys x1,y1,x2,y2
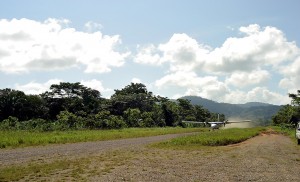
[
  {"x1": 272, "y1": 90, "x2": 300, "y2": 127},
  {"x1": 0, "y1": 82, "x2": 222, "y2": 131}
]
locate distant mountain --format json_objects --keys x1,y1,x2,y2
[
  {"x1": 180, "y1": 96, "x2": 282, "y2": 121},
  {"x1": 236, "y1": 102, "x2": 274, "y2": 108}
]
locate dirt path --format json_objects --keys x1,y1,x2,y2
[
  {"x1": 0, "y1": 132, "x2": 198, "y2": 166},
  {"x1": 1, "y1": 132, "x2": 299, "y2": 181},
  {"x1": 102, "y1": 132, "x2": 300, "y2": 182}
]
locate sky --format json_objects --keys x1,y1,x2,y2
[{"x1": 0, "y1": 0, "x2": 300, "y2": 105}]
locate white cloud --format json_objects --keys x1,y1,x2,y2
[
  {"x1": 135, "y1": 24, "x2": 299, "y2": 75},
  {"x1": 205, "y1": 24, "x2": 299, "y2": 73},
  {"x1": 84, "y1": 21, "x2": 103, "y2": 32},
  {"x1": 135, "y1": 33, "x2": 210, "y2": 72},
  {"x1": 245, "y1": 87, "x2": 290, "y2": 105},
  {"x1": 155, "y1": 71, "x2": 230, "y2": 101},
  {"x1": 131, "y1": 78, "x2": 142, "y2": 83},
  {"x1": 14, "y1": 79, "x2": 62, "y2": 95},
  {"x1": 0, "y1": 18, "x2": 130, "y2": 74},
  {"x1": 216, "y1": 87, "x2": 289, "y2": 105},
  {"x1": 278, "y1": 56, "x2": 300, "y2": 93},
  {"x1": 135, "y1": 24, "x2": 299, "y2": 105},
  {"x1": 155, "y1": 71, "x2": 203, "y2": 88},
  {"x1": 81, "y1": 79, "x2": 111, "y2": 93},
  {"x1": 134, "y1": 44, "x2": 163, "y2": 65},
  {"x1": 225, "y1": 69, "x2": 270, "y2": 88},
  {"x1": 15, "y1": 79, "x2": 112, "y2": 97}
]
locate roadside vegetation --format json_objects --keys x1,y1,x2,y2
[
  {"x1": 272, "y1": 90, "x2": 300, "y2": 127},
  {"x1": 271, "y1": 90, "x2": 300, "y2": 143},
  {"x1": 151, "y1": 127, "x2": 266, "y2": 149},
  {"x1": 0, "y1": 82, "x2": 223, "y2": 131},
  {"x1": 0, "y1": 127, "x2": 205, "y2": 149}
]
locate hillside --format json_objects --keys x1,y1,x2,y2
[{"x1": 181, "y1": 96, "x2": 282, "y2": 121}]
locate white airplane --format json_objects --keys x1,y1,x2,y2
[{"x1": 182, "y1": 114, "x2": 251, "y2": 130}]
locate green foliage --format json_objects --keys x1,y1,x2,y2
[
  {"x1": 0, "y1": 127, "x2": 205, "y2": 149},
  {"x1": 0, "y1": 116, "x2": 19, "y2": 130},
  {"x1": 272, "y1": 105, "x2": 295, "y2": 125},
  {"x1": 56, "y1": 111, "x2": 81, "y2": 130},
  {"x1": 272, "y1": 90, "x2": 300, "y2": 126},
  {"x1": 110, "y1": 83, "x2": 155, "y2": 115},
  {"x1": 0, "y1": 82, "x2": 216, "y2": 131},
  {"x1": 105, "y1": 115, "x2": 126, "y2": 129},
  {"x1": 162, "y1": 101, "x2": 180, "y2": 126},
  {"x1": 124, "y1": 108, "x2": 141, "y2": 127}
]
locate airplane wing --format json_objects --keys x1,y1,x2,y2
[
  {"x1": 226, "y1": 120, "x2": 251, "y2": 124},
  {"x1": 207, "y1": 122, "x2": 224, "y2": 124},
  {"x1": 182, "y1": 121, "x2": 205, "y2": 124}
]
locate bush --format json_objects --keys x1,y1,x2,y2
[
  {"x1": 0, "y1": 116, "x2": 19, "y2": 130},
  {"x1": 19, "y1": 119, "x2": 54, "y2": 131},
  {"x1": 56, "y1": 111, "x2": 79, "y2": 130},
  {"x1": 106, "y1": 116, "x2": 126, "y2": 129}
]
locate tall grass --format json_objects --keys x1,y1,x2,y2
[
  {"x1": 0, "y1": 127, "x2": 205, "y2": 149},
  {"x1": 153, "y1": 127, "x2": 266, "y2": 148},
  {"x1": 271, "y1": 126, "x2": 297, "y2": 143}
]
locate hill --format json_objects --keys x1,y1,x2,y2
[{"x1": 181, "y1": 96, "x2": 282, "y2": 122}]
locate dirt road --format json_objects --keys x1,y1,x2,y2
[{"x1": 1, "y1": 132, "x2": 299, "y2": 181}]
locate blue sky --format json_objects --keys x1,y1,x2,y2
[{"x1": 0, "y1": 0, "x2": 300, "y2": 105}]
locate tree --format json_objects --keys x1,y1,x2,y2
[
  {"x1": 161, "y1": 101, "x2": 180, "y2": 126},
  {"x1": 21, "y1": 95, "x2": 48, "y2": 120},
  {"x1": 110, "y1": 83, "x2": 155, "y2": 115},
  {"x1": 177, "y1": 99, "x2": 196, "y2": 121},
  {"x1": 41, "y1": 82, "x2": 102, "y2": 119},
  {"x1": 194, "y1": 105, "x2": 211, "y2": 122},
  {"x1": 124, "y1": 108, "x2": 141, "y2": 127},
  {"x1": 272, "y1": 105, "x2": 295, "y2": 125},
  {"x1": 0, "y1": 89, "x2": 27, "y2": 121},
  {"x1": 289, "y1": 90, "x2": 300, "y2": 106},
  {"x1": 288, "y1": 90, "x2": 300, "y2": 125}
]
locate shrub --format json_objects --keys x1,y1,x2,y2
[
  {"x1": 106, "y1": 115, "x2": 126, "y2": 129},
  {"x1": 0, "y1": 116, "x2": 19, "y2": 130},
  {"x1": 56, "y1": 111, "x2": 78, "y2": 130}
]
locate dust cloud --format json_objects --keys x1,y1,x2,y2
[{"x1": 223, "y1": 117, "x2": 255, "y2": 129}]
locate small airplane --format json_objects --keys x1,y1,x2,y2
[{"x1": 182, "y1": 114, "x2": 251, "y2": 130}]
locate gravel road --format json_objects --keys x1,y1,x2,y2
[
  {"x1": 102, "y1": 132, "x2": 300, "y2": 182},
  {"x1": 0, "y1": 132, "x2": 198, "y2": 166},
  {"x1": 1, "y1": 131, "x2": 299, "y2": 181}
]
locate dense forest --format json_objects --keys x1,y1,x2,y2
[{"x1": 0, "y1": 82, "x2": 222, "y2": 131}]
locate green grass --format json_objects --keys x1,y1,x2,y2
[
  {"x1": 152, "y1": 127, "x2": 266, "y2": 148},
  {"x1": 0, "y1": 127, "x2": 205, "y2": 148},
  {"x1": 270, "y1": 126, "x2": 298, "y2": 143},
  {"x1": 0, "y1": 149, "x2": 136, "y2": 181}
]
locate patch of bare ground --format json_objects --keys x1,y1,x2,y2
[
  {"x1": 102, "y1": 132, "x2": 300, "y2": 182},
  {"x1": 1, "y1": 131, "x2": 299, "y2": 181}
]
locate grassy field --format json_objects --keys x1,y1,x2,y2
[
  {"x1": 152, "y1": 127, "x2": 266, "y2": 149},
  {"x1": 0, "y1": 127, "x2": 207, "y2": 149},
  {"x1": 0, "y1": 149, "x2": 138, "y2": 181}
]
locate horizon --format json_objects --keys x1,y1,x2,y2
[{"x1": 1, "y1": 0, "x2": 299, "y2": 105}]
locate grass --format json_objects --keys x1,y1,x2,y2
[
  {"x1": 152, "y1": 127, "x2": 266, "y2": 149},
  {"x1": 0, "y1": 127, "x2": 205, "y2": 148},
  {"x1": 270, "y1": 126, "x2": 298, "y2": 143},
  {"x1": 0, "y1": 149, "x2": 136, "y2": 181}
]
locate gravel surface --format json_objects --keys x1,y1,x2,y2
[
  {"x1": 1, "y1": 131, "x2": 299, "y2": 181},
  {"x1": 102, "y1": 132, "x2": 300, "y2": 182},
  {"x1": 0, "y1": 132, "x2": 198, "y2": 166}
]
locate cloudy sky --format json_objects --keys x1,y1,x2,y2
[{"x1": 0, "y1": 0, "x2": 299, "y2": 105}]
